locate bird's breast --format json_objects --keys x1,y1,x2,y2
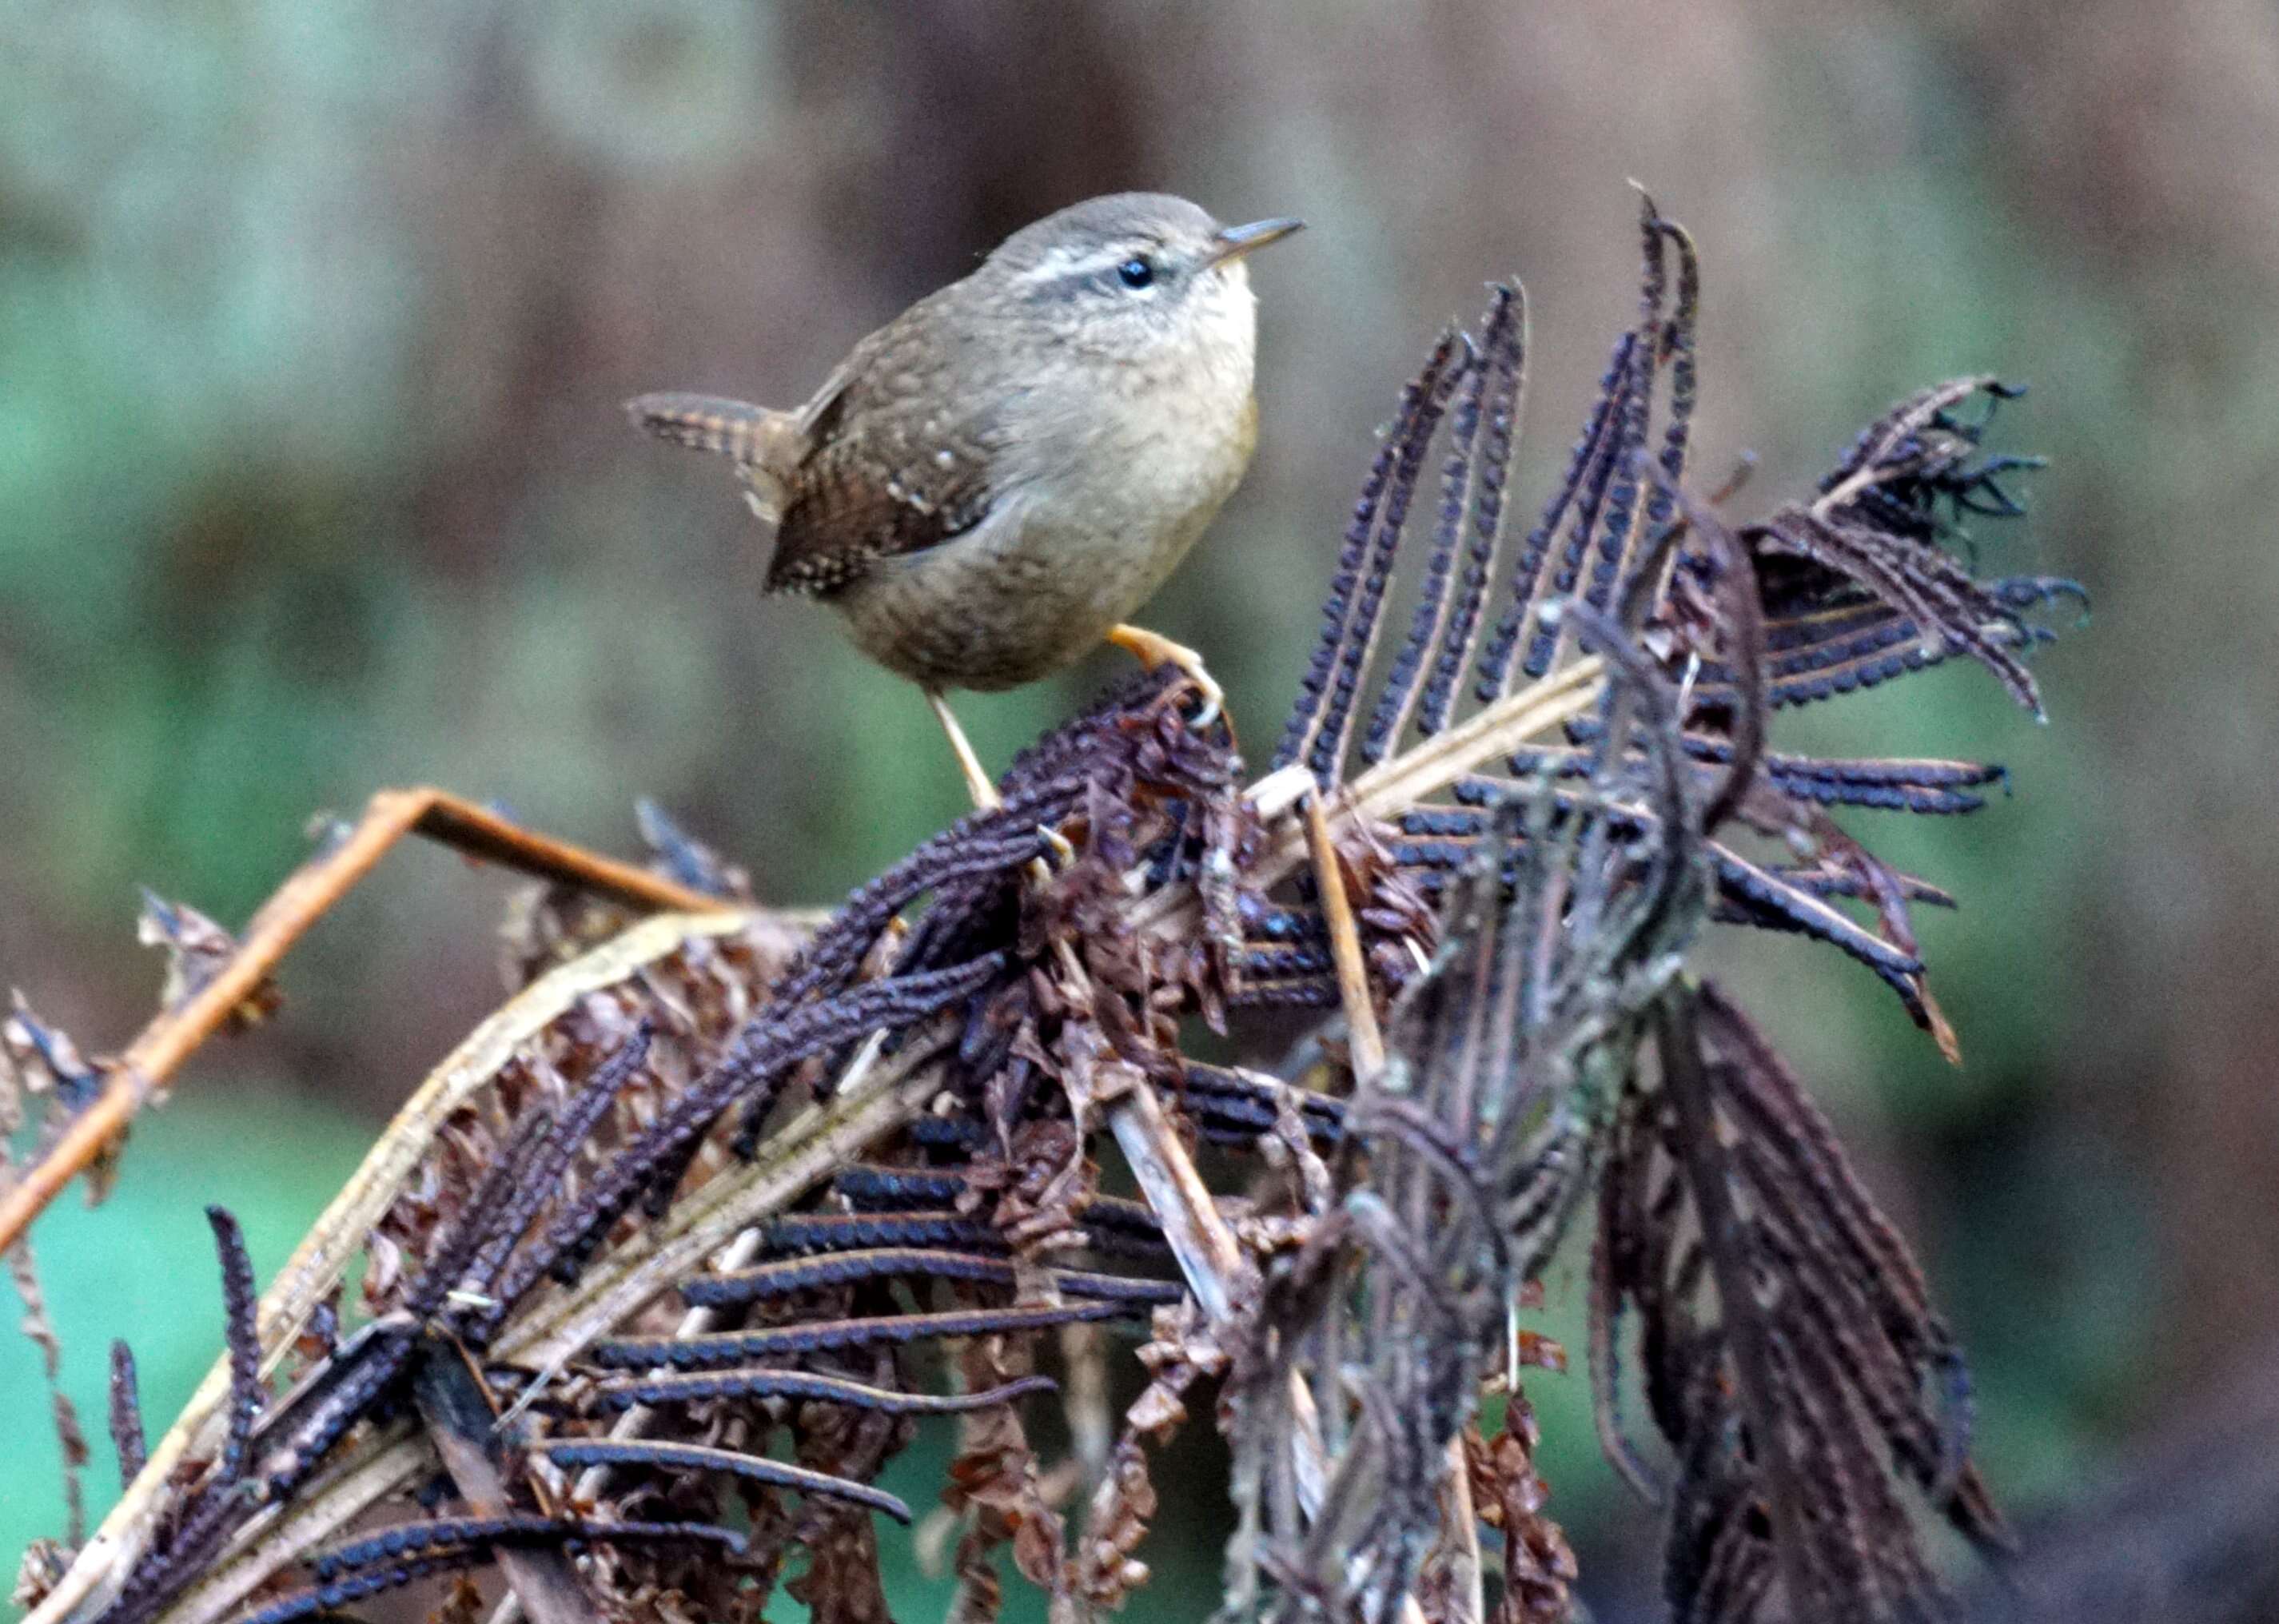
[{"x1": 1027, "y1": 334, "x2": 1257, "y2": 536}]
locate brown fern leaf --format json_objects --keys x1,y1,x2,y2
[{"x1": 1594, "y1": 981, "x2": 2009, "y2": 1624}]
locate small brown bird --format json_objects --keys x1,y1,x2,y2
[{"x1": 629, "y1": 192, "x2": 1301, "y2": 800}]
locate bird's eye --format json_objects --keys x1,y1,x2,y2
[{"x1": 1116, "y1": 256, "x2": 1156, "y2": 290}]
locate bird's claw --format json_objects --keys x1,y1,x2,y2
[
  {"x1": 1034, "y1": 823, "x2": 1078, "y2": 871},
  {"x1": 1106, "y1": 623, "x2": 1227, "y2": 732}
]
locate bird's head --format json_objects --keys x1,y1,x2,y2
[{"x1": 982, "y1": 192, "x2": 1303, "y2": 374}]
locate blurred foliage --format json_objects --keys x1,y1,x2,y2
[{"x1": 6, "y1": 0, "x2": 2279, "y2": 1615}]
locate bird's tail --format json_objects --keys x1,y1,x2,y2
[{"x1": 625, "y1": 393, "x2": 804, "y2": 471}]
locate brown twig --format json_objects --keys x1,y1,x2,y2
[
  {"x1": 1301, "y1": 789, "x2": 1386, "y2": 1082},
  {"x1": 0, "y1": 787, "x2": 736, "y2": 1255},
  {"x1": 415, "y1": 1357, "x2": 600, "y2": 1624},
  {"x1": 1103, "y1": 1077, "x2": 1334, "y2": 1523},
  {"x1": 1438, "y1": 1436, "x2": 1485, "y2": 1624},
  {"x1": 1106, "y1": 1078, "x2": 1248, "y2": 1325},
  {"x1": 1301, "y1": 791, "x2": 1484, "y2": 1624}
]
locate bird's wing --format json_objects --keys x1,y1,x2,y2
[{"x1": 765, "y1": 330, "x2": 1002, "y2": 597}]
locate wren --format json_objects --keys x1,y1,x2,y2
[{"x1": 628, "y1": 192, "x2": 1301, "y2": 798}]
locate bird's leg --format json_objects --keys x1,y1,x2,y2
[
  {"x1": 926, "y1": 692, "x2": 1073, "y2": 898},
  {"x1": 925, "y1": 688, "x2": 1002, "y2": 810},
  {"x1": 1105, "y1": 623, "x2": 1226, "y2": 730}
]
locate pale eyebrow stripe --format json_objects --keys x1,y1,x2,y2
[{"x1": 1010, "y1": 240, "x2": 1160, "y2": 290}]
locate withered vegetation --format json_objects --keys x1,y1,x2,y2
[{"x1": 5, "y1": 196, "x2": 2079, "y2": 1624}]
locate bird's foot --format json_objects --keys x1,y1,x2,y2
[{"x1": 1105, "y1": 624, "x2": 1227, "y2": 731}]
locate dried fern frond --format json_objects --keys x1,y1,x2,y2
[
  {"x1": 1223, "y1": 592, "x2": 1704, "y2": 1624},
  {"x1": 1602, "y1": 981, "x2": 2011, "y2": 1624}
]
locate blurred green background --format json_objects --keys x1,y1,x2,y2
[{"x1": 6, "y1": 2, "x2": 2277, "y2": 1618}]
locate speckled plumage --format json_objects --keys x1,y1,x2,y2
[{"x1": 631, "y1": 193, "x2": 1292, "y2": 692}]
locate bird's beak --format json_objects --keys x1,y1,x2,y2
[{"x1": 1204, "y1": 217, "x2": 1305, "y2": 269}]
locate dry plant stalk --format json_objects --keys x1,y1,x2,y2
[
  {"x1": 0, "y1": 789, "x2": 739, "y2": 1256},
  {"x1": 6, "y1": 194, "x2": 2081, "y2": 1624}
]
